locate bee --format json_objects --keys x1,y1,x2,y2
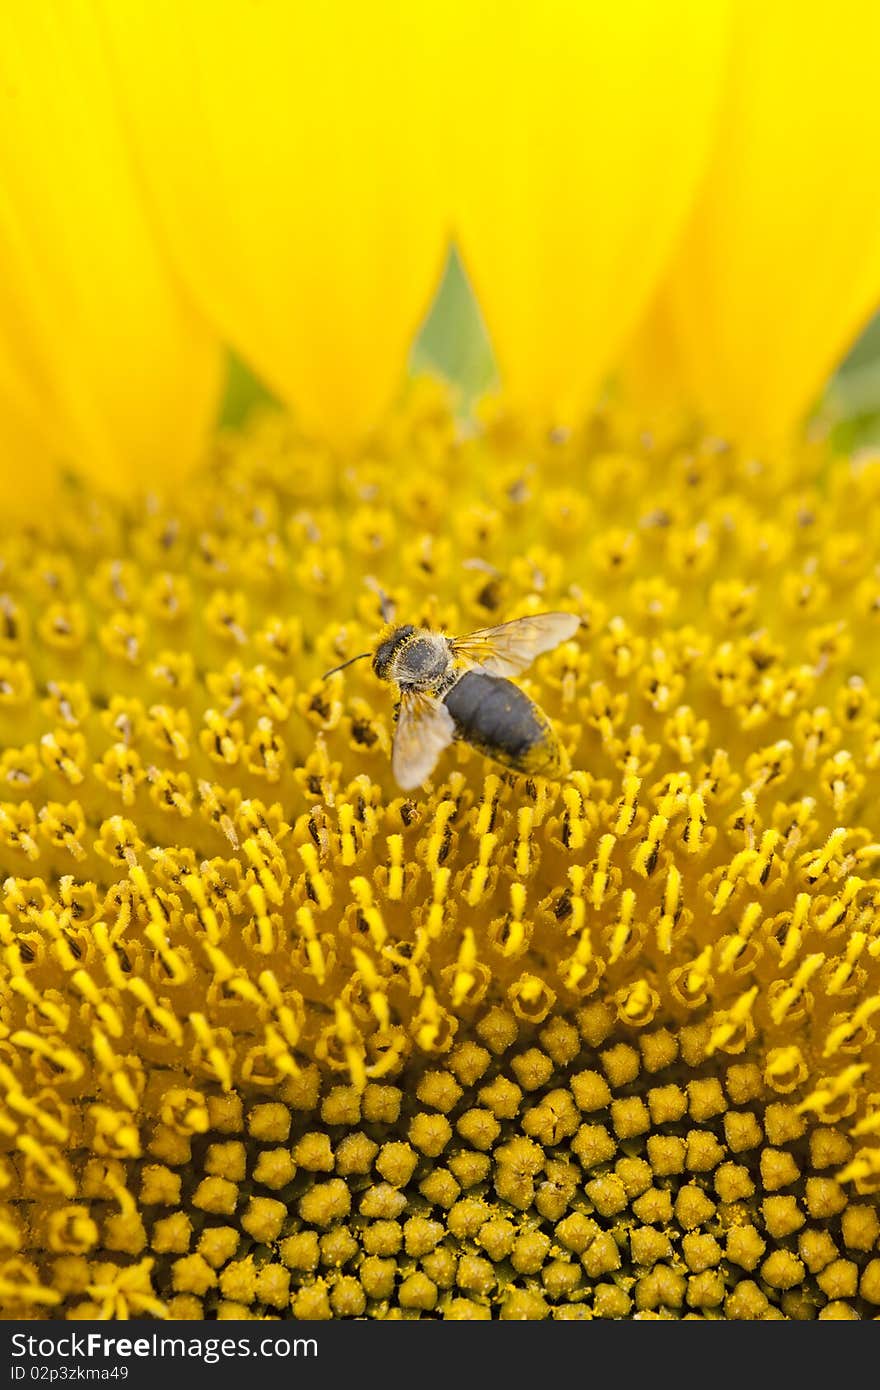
[{"x1": 325, "y1": 611, "x2": 579, "y2": 790}]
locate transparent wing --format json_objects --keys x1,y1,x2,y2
[
  {"x1": 392, "y1": 691, "x2": 456, "y2": 791},
  {"x1": 451, "y1": 611, "x2": 580, "y2": 678}
]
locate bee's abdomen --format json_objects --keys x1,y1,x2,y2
[{"x1": 443, "y1": 671, "x2": 559, "y2": 774}]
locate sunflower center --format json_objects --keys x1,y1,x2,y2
[{"x1": 1, "y1": 385, "x2": 880, "y2": 1319}]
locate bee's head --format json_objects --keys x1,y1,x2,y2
[{"x1": 372, "y1": 624, "x2": 415, "y2": 681}]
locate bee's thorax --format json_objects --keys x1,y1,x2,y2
[{"x1": 392, "y1": 631, "x2": 453, "y2": 691}]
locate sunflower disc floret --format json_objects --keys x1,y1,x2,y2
[{"x1": 1, "y1": 386, "x2": 880, "y2": 1319}]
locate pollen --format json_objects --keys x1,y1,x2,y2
[{"x1": 2, "y1": 385, "x2": 880, "y2": 1318}]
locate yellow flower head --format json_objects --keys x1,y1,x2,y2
[
  {"x1": 2, "y1": 0, "x2": 880, "y2": 1326},
  {"x1": 1, "y1": 385, "x2": 880, "y2": 1320}
]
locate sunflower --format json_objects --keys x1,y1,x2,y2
[{"x1": 2, "y1": 1, "x2": 880, "y2": 1322}]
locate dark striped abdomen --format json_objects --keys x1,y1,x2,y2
[{"x1": 442, "y1": 670, "x2": 560, "y2": 775}]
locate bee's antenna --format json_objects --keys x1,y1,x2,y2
[
  {"x1": 365, "y1": 575, "x2": 395, "y2": 624},
  {"x1": 321, "y1": 652, "x2": 371, "y2": 680}
]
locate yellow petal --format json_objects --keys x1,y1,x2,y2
[
  {"x1": 0, "y1": 2, "x2": 222, "y2": 501},
  {"x1": 451, "y1": 1, "x2": 729, "y2": 432},
  {"x1": 0, "y1": 294, "x2": 67, "y2": 513},
  {"x1": 101, "y1": 0, "x2": 450, "y2": 450},
  {"x1": 0, "y1": 387, "x2": 60, "y2": 516},
  {"x1": 626, "y1": 0, "x2": 880, "y2": 446}
]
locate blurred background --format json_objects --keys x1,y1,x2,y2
[
  {"x1": 6, "y1": 2, "x2": 880, "y2": 501},
  {"x1": 223, "y1": 246, "x2": 880, "y2": 449}
]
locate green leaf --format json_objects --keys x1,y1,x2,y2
[
  {"x1": 218, "y1": 351, "x2": 279, "y2": 428},
  {"x1": 411, "y1": 245, "x2": 497, "y2": 403}
]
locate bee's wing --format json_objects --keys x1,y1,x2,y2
[
  {"x1": 392, "y1": 691, "x2": 456, "y2": 790},
  {"x1": 450, "y1": 611, "x2": 580, "y2": 678}
]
